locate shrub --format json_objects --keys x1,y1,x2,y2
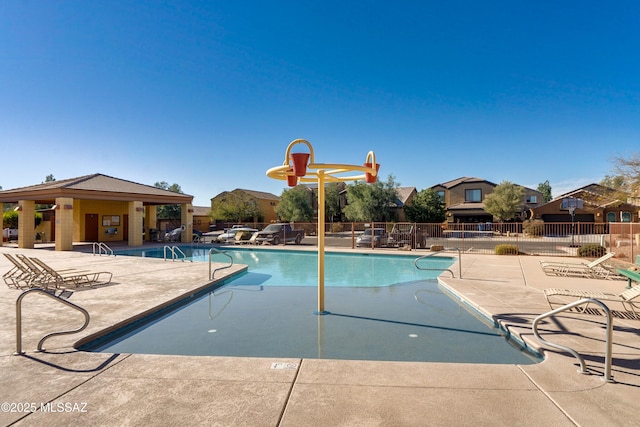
[
  {"x1": 522, "y1": 219, "x2": 544, "y2": 236},
  {"x1": 495, "y1": 244, "x2": 519, "y2": 255},
  {"x1": 3, "y1": 210, "x2": 18, "y2": 229},
  {"x1": 578, "y1": 244, "x2": 606, "y2": 258}
]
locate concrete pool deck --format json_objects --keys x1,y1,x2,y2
[{"x1": 0, "y1": 245, "x2": 639, "y2": 426}]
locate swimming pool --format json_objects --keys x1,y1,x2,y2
[{"x1": 83, "y1": 247, "x2": 540, "y2": 364}]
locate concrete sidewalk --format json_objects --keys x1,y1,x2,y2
[{"x1": 0, "y1": 246, "x2": 638, "y2": 426}]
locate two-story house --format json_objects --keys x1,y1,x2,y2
[
  {"x1": 210, "y1": 189, "x2": 279, "y2": 224},
  {"x1": 431, "y1": 177, "x2": 543, "y2": 223}
]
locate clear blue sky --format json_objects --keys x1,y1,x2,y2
[{"x1": 2, "y1": 1, "x2": 639, "y2": 206}]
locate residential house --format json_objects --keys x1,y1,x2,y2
[
  {"x1": 191, "y1": 206, "x2": 213, "y2": 233},
  {"x1": 431, "y1": 177, "x2": 543, "y2": 223},
  {"x1": 158, "y1": 206, "x2": 212, "y2": 234},
  {"x1": 210, "y1": 189, "x2": 279, "y2": 225},
  {"x1": 532, "y1": 184, "x2": 640, "y2": 223},
  {"x1": 393, "y1": 187, "x2": 417, "y2": 222}
]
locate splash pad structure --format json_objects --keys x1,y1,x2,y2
[{"x1": 266, "y1": 139, "x2": 379, "y2": 314}]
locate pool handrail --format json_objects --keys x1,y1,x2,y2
[
  {"x1": 14, "y1": 288, "x2": 90, "y2": 355},
  {"x1": 92, "y1": 242, "x2": 114, "y2": 256},
  {"x1": 163, "y1": 246, "x2": 190, "y2": 262},
  {"x1": 414, "y1": 247, "x2": 462, "y2": 278},
  {"x1": 532, "y1": 298, "x2": 614, "y2": 382},
  {"x1": 209, "y1": 247, "x2": 233, "y2": 279}
]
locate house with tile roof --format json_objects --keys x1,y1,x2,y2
[
  {"x1": 158, "y1": 205, "x2": 213, "y2": 234},
  {"x1": 531, "y1": 183, "x2": 639, "y2": 223},
  {"x1": 210, "y1": 189, "x2": 279, "y2": 224},
  {"x1": 431, "y1": 177, "x2": 543, "y2": 223},
  {"x1": 392, "y1": 187, "x2": 417, "y2": 221}
]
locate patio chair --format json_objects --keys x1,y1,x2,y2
[
  {"x1": 23, "y1": 256, "x2": 112, "y2": 289},
  {"x1": 540, "y1": 252, "x2": 619, "y2": 279},
  {"x1": 15, "y1": 254, "x2": 67, "y2": 289},
  {"x1": 3, "y1": 253, "x2": 37, "y2": 289},
  {"x1": 543, "y1": 285, "x2": 640, "y2": 318}
]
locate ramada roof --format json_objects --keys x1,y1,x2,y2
[{"x1": 0, "y1": 173, "x2": 193, "y2": 205}]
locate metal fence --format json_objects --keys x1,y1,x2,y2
[{"x1": 213, "y1": 221, "x2": 640, "y2": 261}]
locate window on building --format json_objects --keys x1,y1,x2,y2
[
  {"x1": 526, "y1": 195, "x2": 537, "y2": 203},
  {"x1": 436, "y1": 190, "x2": 445, "y2": 201},
  {"x1": 606, "y1": 212, "x2": 616, "y2": 222},
  {"x1": 621, "y1": 211, "x2": 631, "y2": 222},
  {"x1": 465, "y1": 189, "x2": 482, "y2": 202}
]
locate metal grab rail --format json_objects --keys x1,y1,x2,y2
[
  {"x1": 532, "y1": 298, "x2": 614, "y2": 382},
  {"x1": 163, "y1": 246, "x2": 190, "y2": 262},
  {"x1": 14, "y1": 288, "x2": 90, "y2": 355},
  {"x1": 414, "y1": 247, "x2": 462, "y2": 278},
  {"x1": 209, "y1": 248, "x2": 233, "y2": 279},
  {"x1": 92, "y1": 242, "x2": 114, "y2": 256}
]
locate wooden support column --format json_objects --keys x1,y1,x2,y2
[
  {"x1": 55, "y1": 197, "x2": 74, "y2": 251},
  {"x1": 17, "y1": 200, "x2": 35, "y2": 249},
  {"x1": 181, "y1": 203, "x2": 194, "y2": 243},
  {"x1": 145, "y1": 205, "x2": 157, "y2": 242},
  {"x1": 128, "y1": 201, "x2": 144, "y2": 247}
]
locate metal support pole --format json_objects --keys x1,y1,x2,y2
[
  {"x1": 316, "y1": 170, "x2": 328, "y2": 314},
  {"x1": 265, "y1": 139, "x2": 378, "y2": 315}
]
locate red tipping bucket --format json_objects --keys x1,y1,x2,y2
[
  {"x1": 291, "y1": 153, "x2": 310, "y2": 177},
  {"x1": 364, "y1": 163, "x2": 380, "y2": 183},
  {"x1": 287, "y1": 174, "x2": 298, "y2": 187}
]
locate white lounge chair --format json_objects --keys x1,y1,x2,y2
[
  {"x1": 540, "y1": 252, "x2": 618, "y2": 279},
  {"x1": 543, "y1": 285, "x2": 640, "y2": 318}
]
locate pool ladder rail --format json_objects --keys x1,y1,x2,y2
[
  {"x1": 14, "y1": 288, "x2": 90, "y2": 355},
  {"x1": 414, "y1": 247, "x2": 463, "y2": 278},
  {"x1": 209, "y1": 248, "x2": 233, "y2": 280},
  {"x1": 92, "y1": 242, "x2": 114, "y2": 256},
  {"x1": 532, "y1": 298, "x2": 614, "y2": 382},
  {"x1": 163, "y1": 246, "x2": 191, "y2": 262}
]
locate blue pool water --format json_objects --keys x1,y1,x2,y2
[{"x1": 83, "y1": 247, "x2": 540, "y2": 364}]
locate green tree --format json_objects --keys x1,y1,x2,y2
[
  {"x1": 154, "y1": 181, "x2": 183, "y2": 220},
  {"x1": 483, "y1": 181, "x2": 525, "y2": 221},
  {"x1": 211, "y1": 190, "x2": 262, "y2": 223},
  {"x1": 536, "y1": 180, "x2": 552, "y2": 203},
  {"x1": 3, "y1": 211, "x2": 18, "y2": 229},
  {"x1": 343, "y1": 175, "x2": 399, "y2": 222},
  {"x1": 604, "y1": 153, "x2": 640, "y2": 203},
  {"x1": 600, "y1": 174, "x2": 625, "y2": 190},
  {"x1": 324, "y1": 182, "x2": 342, "y2": 222},
  {"x1": 275, "y1": 185, "x2": 313, "y2": 222},
  {"x1": 404, "y1": 188, "x2": 446, "y2": 223},
  {"x1": 2, "y1": 210, "x2": 42, "y2": 229},
  {"x1": 35, "y1": 174, "x2": 57, "y2": 210}
]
